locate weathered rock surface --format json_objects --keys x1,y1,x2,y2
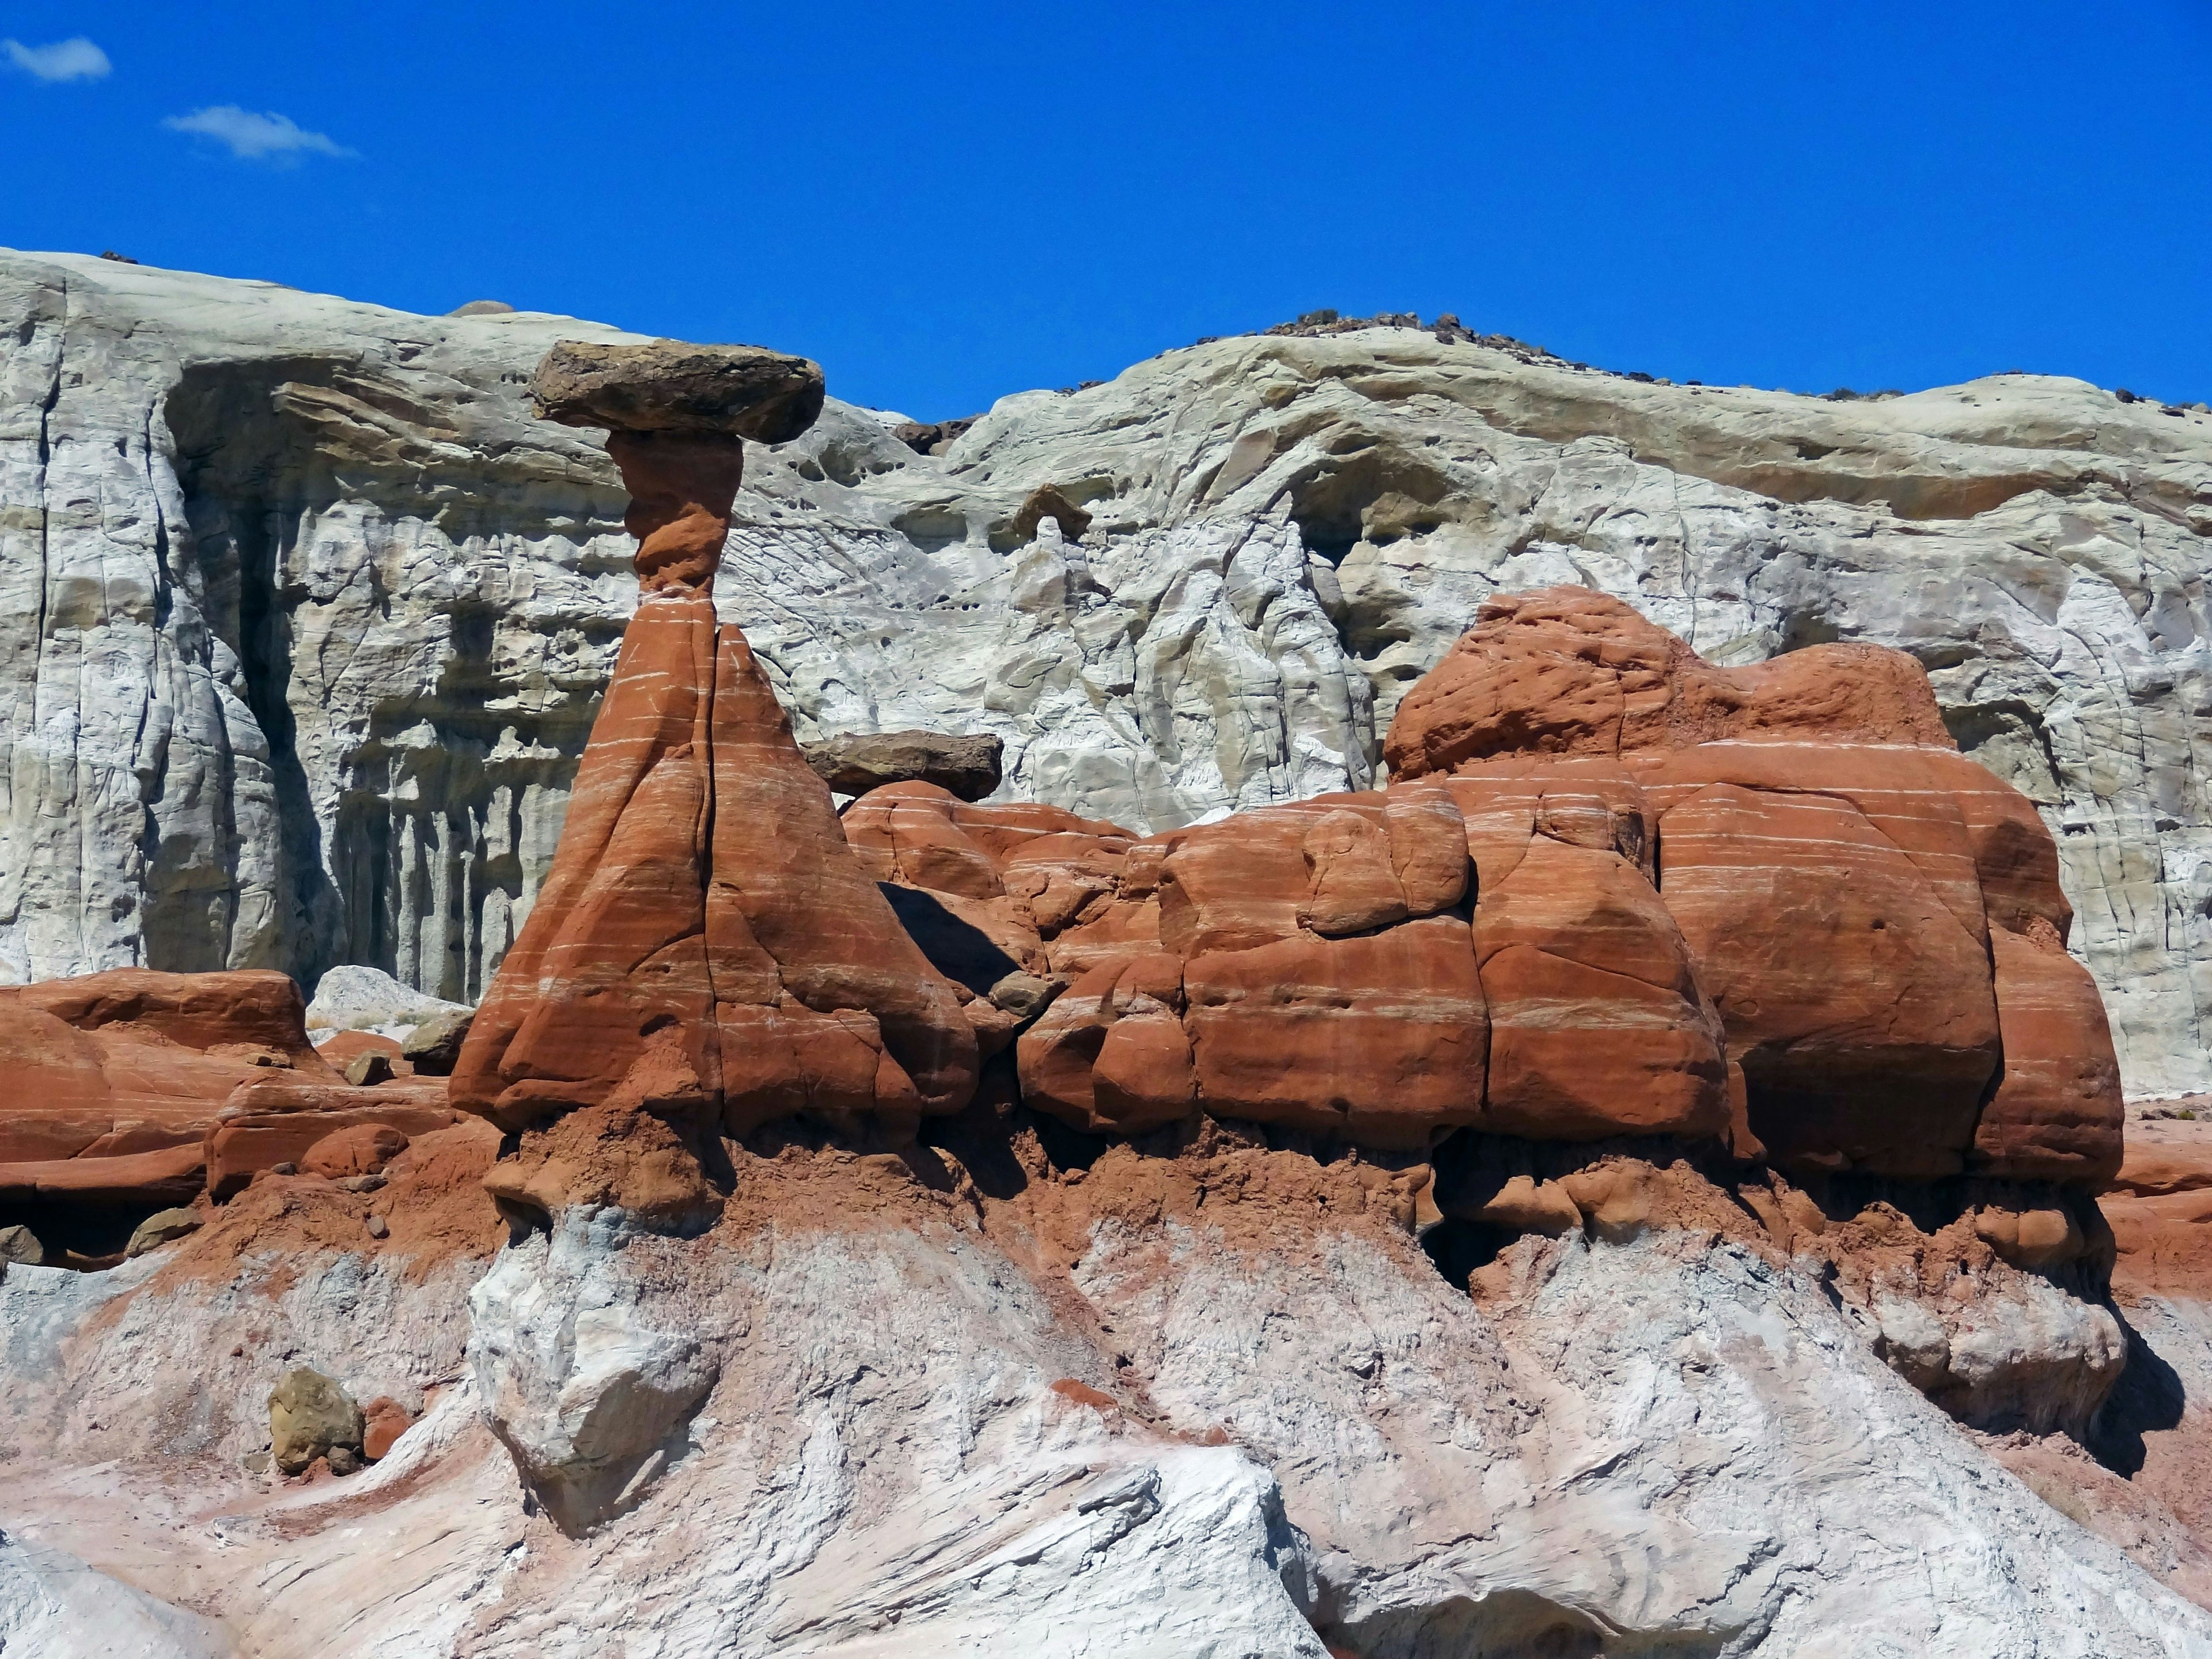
[
  {"x1": 1374, "y1": 587, "x2": 2123, "y2": 1184},
  {"x1": 2, "y1": 1127, "x2": 2207, "y2": 1657},
  {"x1": 12, "y1": 249, "x2": 2210, "y2": 1100},
  {"x1": 0, "y1": 968, "x2": 346, "y2": 1238}
]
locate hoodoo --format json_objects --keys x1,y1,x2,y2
[{"x1": 448, "y1": 342, "x2": 980, "y2": 1150}]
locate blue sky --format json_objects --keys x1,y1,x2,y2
[{"x1": 3, "y1": 2, "x2": 2207, "y2": 420}]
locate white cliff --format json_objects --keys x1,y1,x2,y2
[{"x1": 5, "y1": 249, "x2": 2211, "y2": 1094}]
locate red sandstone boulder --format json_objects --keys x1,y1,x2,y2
[
  {"x1": 0, "y1": 969, "x2": 344, "y2": 1213},
  {"x1": 1383, "y1": 586, "x2": 2124, "y2": 1185},
  {"x1": 302, "y1": 1123, "x2": 411, "y2": 1180},
  {"x1": 207, "y1": 1079, "x2": 455, "y2": 1198}
]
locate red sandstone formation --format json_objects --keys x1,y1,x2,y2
[
  {"x1": 847, "y1": 589, "x2": 2118, "y2": 1187},
  {"x1": 1381, "y1": 588, "x2": 2123, "y2": 1184},
  {"x1": 450, "y1": 343, "x2": 978, "y2": 1143},
  {"x1": 0, "y1": 969, "x2": 344, "y2": 1213},
  {"x1": 0, "y1": 968, "x2": 465, "y2": 1245}
]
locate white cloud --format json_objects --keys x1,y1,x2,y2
[
  {"x1": 163, "y1": 105, "x2": 355, "y2": 162},
  {"x1": 4, "y1": 37, "x2": 112, "y2": 82}
]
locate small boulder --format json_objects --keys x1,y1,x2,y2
[
  {"x1": 303, "y1": 1123, "x2": 410, "y2": 1180},
  {"x1": 400, "y1": 1007, "x2": 474, "y2": 1076},
  {"x1": 988, "y1": 971, "x2": 1062, "y2": 1021},
  {"x1": 362, "y1": 1396, "x2": 415, "y2": 1461},
  {"x1": 125, "y1": 1207, "x2": 203, "y2": 1257},
  {"x1": 0, "y1": 1224, "x2": 44, "y2": 1266},
  {"x1": 803, "y1": 730, "x2": 1005, "y2": 803},
  {"x1": 269, "y1": 1366, "x2": 365, "y2": 1476},
  {"x1": 325, "y1": 1445, "x2": 362, "y2": 1476},
  {"x1": 343, "y1": 1050, "x2": 396, "y2": 1087}
]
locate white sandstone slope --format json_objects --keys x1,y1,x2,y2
[
  {"x1": 4, "y1": 249, "x2": 2212, "y2": 1091},
  {"x1": 4, "y1": 1145, "x2": 2212, "y2": 1658}
]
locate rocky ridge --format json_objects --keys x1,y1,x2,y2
[{"x1": 6, "y1": 249, "x2": 2212, "y2": 1098}]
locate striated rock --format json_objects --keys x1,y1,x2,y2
[
  {"x1": 268, "y1": 1366, "x2": 363, "y2": 1476},
  {"x1": 124, "y1": 1207, "x2": 202, "y2": 1257},
  {"x1": 1974, "y1": 925, "x2": 2127, "y2": 1183},
  {"x1": 206, "y1": 1079, "x2": 454, "y2": 1198},
  {"x1": 0, "y1": 968, "x2": 346, "y2": 1228},
  {"x1": 1384, "y1": 588, "x2": 2122, "y2": 1184},
  {"x1": 1383, "y1": 585, "x2": 1952, "y2": 778},
  {"x1": 802, "y1": 729, "x2": 1005, "y2": 801},
  {"x1": 450, "y1": 348, "x2": 978, "y2": 1145}
]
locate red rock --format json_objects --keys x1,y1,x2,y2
[
  {"x1": 1972, "y1": 926, "x2": 2124, "y2": 1184},
  {"x1": 1646, "y1": 776, "x2": 1998, "y2": 1177},
  {"x1": 361, "y1": 1396, "x2": 415, "y2": 1462},
  {"x1": 1017, "y1": 953, "x2": 1198, "y2": 1136},
  {"x1": 2106, "y1": 1122, "x2": 2212, "y2": 1299},
  {"x1": 1181, "y1": 918, "x2": 1487, "y2": 1150},
  {"x1": 0, "y1": 969, "x2": 343, "y2": 1210},
  {"x1": 206, "y1": 1080, "x2": 456, "y2": 1198},
  {"x1": 315, "y1": 1031, "x2": 412, "y2": 1077},
  {"x1": 450, "y1": 380, "x2": 977, "y2": 1144},
  {"x1": 1471, "y1": 835, "x2": 1729, "y2": 1141},
  {"x1": 1384, "y1": 586, "x2": 2123, "y2": 1185},
  {"x1": 1383, "y1": 586, "x2": 1952, "y2": 778},
  {"x1": 302, "y1": 1123, "x2": 411, "y2": 1180}
]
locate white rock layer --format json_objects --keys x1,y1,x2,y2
[{"x1": 3, "y1": 1192, "x2": 2209, "y2": 1657}]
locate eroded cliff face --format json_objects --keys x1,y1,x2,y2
[{"x1": 5, "y1": 249, "x2": 2212, "y2": 1099}]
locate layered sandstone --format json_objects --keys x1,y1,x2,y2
[
  {"x1": 836, "y1": 594, "x2": 2119, "y2": 1185},
  {"x1": 449, "y1": 344, "x2": 979, "y2": 1143}
]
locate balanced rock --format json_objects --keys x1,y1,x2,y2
[
  {"x1": 452, "y1": 346, "x2": 978, "y2": 1145},
  {"x1": 268, "y1": 1367, "x2": 364, "y2": 1476},
  {"x1": 802, "y1": 730, "x2": 1005, "y2": 802},
  {"x1": 528, "y1": 339, "x2": 824, "y2": 443}
]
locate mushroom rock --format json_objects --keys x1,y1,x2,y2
[
  {"x1": 1383, "y1": 585, "x2": 2123, "y2": 1185},
  {"x1": 449, "y1": 342, "x2": 979, "y2": 1143}
]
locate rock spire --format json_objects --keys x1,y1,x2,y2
[{"x1": 449, "y1": 343, "x2": 979, "y2": 1142}]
